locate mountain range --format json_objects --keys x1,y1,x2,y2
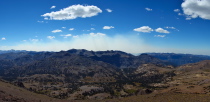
[{"x1": 0, "y1": 49, "x2": 210, "y2": 101}]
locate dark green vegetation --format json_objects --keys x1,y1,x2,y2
[{"x1": 0, "y1": 49, "x2": 210, "y2": 101}]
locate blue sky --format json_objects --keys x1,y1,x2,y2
[{"x1": 0, "y1": 0, "x2": 210, "y2": 55}]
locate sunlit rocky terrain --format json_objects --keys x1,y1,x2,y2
[{"x1": 0, "y1": 49, "x2": 210, "y2": 102}]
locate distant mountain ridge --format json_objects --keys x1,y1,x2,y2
[
  {"x1": 147, "y1": 53, "x2": 210, "y2": 66},
  {"x1": 0, "y1": 49, "x2": 169, "y2": 81}
]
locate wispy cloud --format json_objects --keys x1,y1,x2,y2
[
  {"x1": 69, "y1": 28, "x2": 75, "y2": 31},
  {"x1": 90, "y1": 28, "x2": 95, "y2": 30},
  {"x1": 165, "y1": 26, "x2": 176, "y2": 29},
  {"x1": 174, "y1": 9, "x2": 180, "y2": 12},
  {"x1": 29, "y1": 39, "x2": 39, "y2": 42},
  {"x1": 42, "y1": 4, "x2": 102, "y2": 20},
  {"x1": 145, "y1": 8, "x2": 152, "y2": 11},
  {"x1": 103, "y1": 26, "x2": 114, "y2": 29},
  {"x1": 73, "y1": 35, "x2": 79, "y2": 38},
  {"x1": 106, "y1": 9, "x2": 112, "y2": 13},
  {"x1": 1, "y1": 37, "x2": 6, "y2": 40},
  {"x1": 47, "y1": 36, "x2": 55, "y2": 40},
  {"x1": 154, "y1": 35, "x2": 166, "y2": 38},
  {"x1": 52, "y1": 29, "x2": 62, "y2": 33},
  {"x1": 165, "y1": 26, "x2": 179, "y2": 31},
  {"x1": 89, "y1": 33, "x2": 106, "y2": 36},
  {"x1": 60, "y1": 34, "x2": 72, "y2": 38},
  {"x1": 50, "y1": 6, "x2": 56, "y2": 9},
  {"x1": 37, "y1": 20, "x2": 44, "y2": 23}
]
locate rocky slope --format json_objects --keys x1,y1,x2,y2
[{"x1": 0, "y1": 49, "x2": 210, "y2": 100}]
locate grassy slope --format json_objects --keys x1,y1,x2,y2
[{"x1": 0, "y1": 80, "x2": 66, "y2": 102}]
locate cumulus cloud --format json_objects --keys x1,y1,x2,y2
[
  {"x1": 103, "y1": 26, "x2": 114, "y2": 29},
  {"x1": 60, "y1": 34, "x2": 72, "y2": 38},
  {"x1": 50, "y1": 6, "x2": 56, "y2": 9},
  {"x1": 145, "y1": 8, "x2": 152, "y2": 11},
  {"x1": 52, "y1": 29, "x2": 62, "y2": 33},
  {"x1": 42, "y1": 4, "x2": 102, "y2": 20},
  {"x1": 155, "y1": 28, "x2": 170, "y2": 33},
  {"x1": 47, "y1": 36, "x2": 55, "y2": 40},
  {"x1": 154, "y1": 35, "x2": 166, "y2": 38},
  {"x1": 62, "y1": 27, "x2": 66, "y2": 29},
  {"x1": 181, "y1": 0, "x2": 210, "y2": 20},
  {"x1": 69, "y1": 28, "x2": 75, "y2": 31},
  {"x1": 106, "y1": 9, "x2": 112, "y2": 12},
  {"x1": 174, "y1": 9, "x2": 180, "y2": 12},
  {"x1": 1, "y1": 37, "x2": 6, "y2": 40},
  {"x1": 134, "y1": 26, "x2": 153, "y2": 33}
]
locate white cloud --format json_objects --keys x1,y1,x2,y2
[
  {"x1": 178, "y1": 13, "x2": 184, "y2": 16},
  {"x1": 37, "y1": 20, "x2": 44, "y2": 23},
  {"x1": 103, "y1": 26, "x2": 114, "y2": 29},
  {"x1": 69, "y1": 28, "x2": 75, "y2": 31},
  {"x1": 50, "y1": 6, "x2": 56, "y2": 9},
  {"x1": 1, "y1": 37, "x2": 6, "y2": 40},
  {"x1": 145, "y1": 8, "x2": 152, "y2": 11},
  {"x1": 165, "y1": 26, "x2": 179, "y2": 31},
  {"x1": 42, "y1": 4, "x2": 102, "y2": 20},
  {"x1": 154, "y1": 35, "x2": 166, "y2": 38},
  {"x1": 47, "y1": 36, "x2": 55, "y2": 40},
  {"x1": 155, "y1": 28, "x2": 170, "y2": 33},
  {"x1": 186, "y1": 17, "x2": 192, "y2": 20},
  {"x1": 60, "y1": 34, "x2": 72, "y2": 38},
  {"x1": 73, "y1": 35, "x2": 79, "y2": 38},
  {"x1": 181, "y1": 0, "x2": 210, "y2": 20},
  {"x1": 52, "y1": 29, "x2": 62, "y2": 33},
  {"x1": 90, "y1": 28, "x2": 95, "y2": 30},
  {"x1": 30, "y1": 39, "x2": 39, "y2": 42},
  {"x1": 89, "y1": 33, "x2": 106, "y2": 37},
  {"x1": 165, "y1": 26, "x2": 176, "y2": 29},
  {"x1": 62, "y1": 27, "x2": 66, "y2": 29},
  {"x1": 106, "y1": 9, "x2": 112, "y2": 13},
  {"x1": 44, "y1": 17, "x2": 48, "y2": 20},
  {"x1": 134, "y1": 26, "x2": 153, "y2": 33},
  {"x1": 174, "y1": 9, "x2": 180, "y2": 12}
]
